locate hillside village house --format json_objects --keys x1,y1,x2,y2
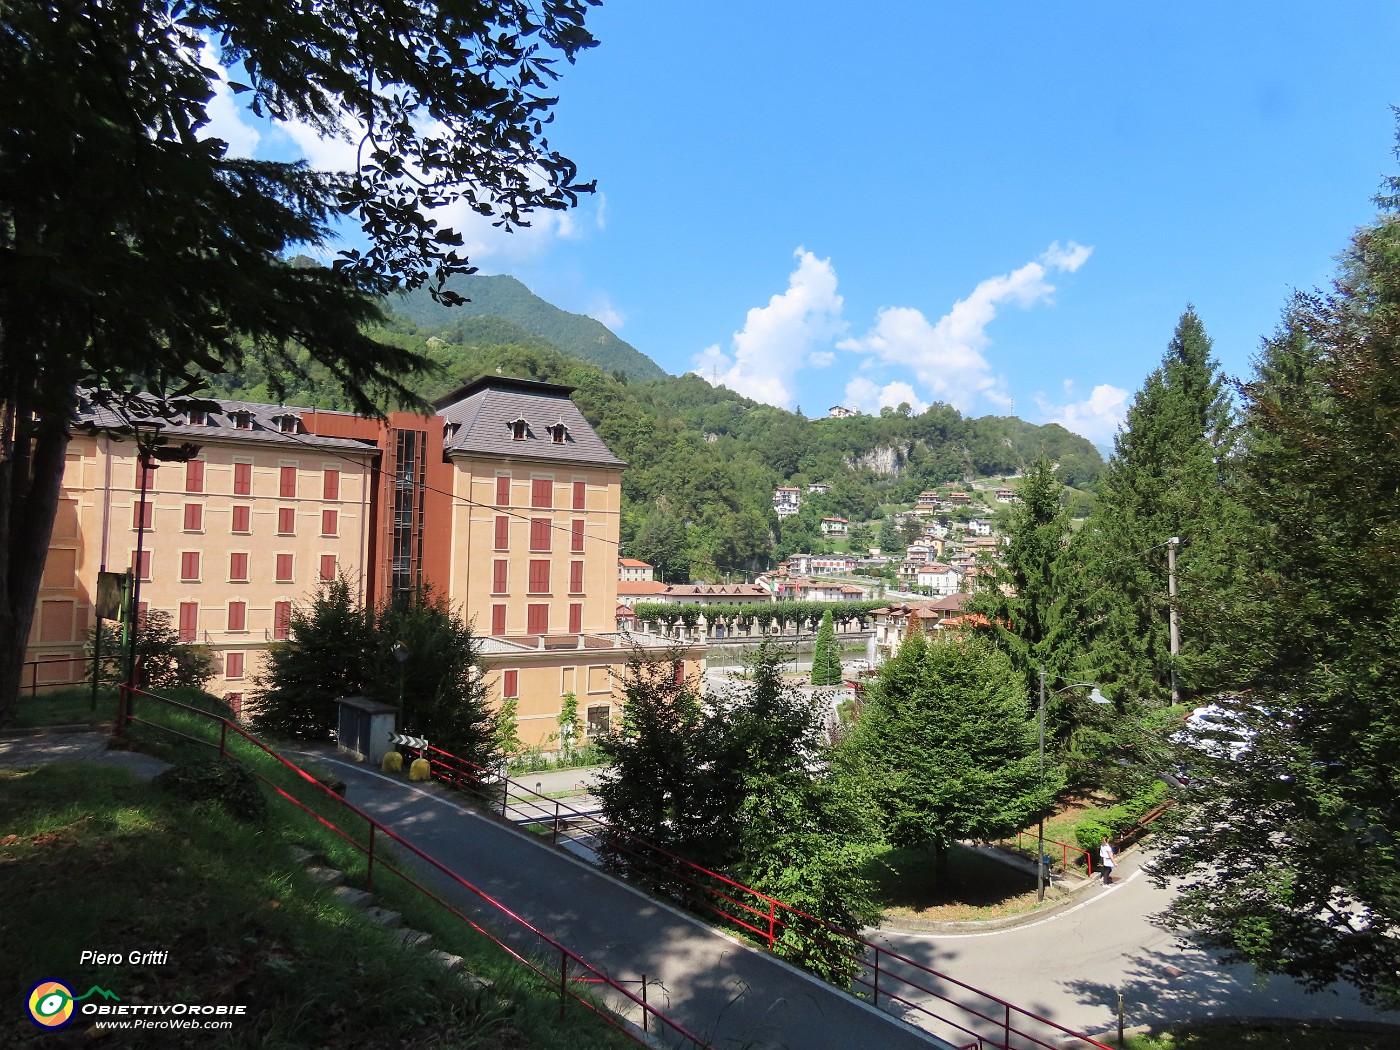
[
  {"x1": 806, "y1": 482, "x2": 830, "y2": 495},
  {"x1": 819, "y1": 516, "x2": 849, "y2": 535},
  {"x1": 618, "y1": 558, "x2": 655, "y2": 583},
  {"x1": 916, "y1": 563, "x2": 963, "y2": 597},
  {"x1": 871, "y1": 595, "x2": 980, "y2": 660},
  {"x1": 772, "y1": 486, "x2": 801, "y2": 518},
  {"x1": 995, "y1": 487, "x2": 1019, "y2": 504},
  {"x1": 27, "y1": 377, "x2": 700, "y2": 748}
]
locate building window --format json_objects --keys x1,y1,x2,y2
[
  {"x1": 278, "y1": 415, "x2": 298, "y2": 434},
  {"x1": 180, "y1": 551, "x2": 201, "y2": 582},
  {"x1": 234, "y1": 412, "x2": 252, "y2": 430},
  {"x1": 132, "y1": 500, "x2": 152, "y2": 530},
  {"x1": 491, "y1": 559, "x2": 508, "y2": 594},
  {"x1": 569, "y1": 560, "x2": 584, "y2": 594},
  {"x1": 571, "y1": 519, "x2": 585, "y2": 553},
  {"x1": 527, "y1": 559, "x2": 550, "y2": 594},
  {"x1": 548, "y1": 421, "x2": 568, "y2": 444},
  {"x1": 132, "y1": 549, "x2": 151, "y2": 582},
  {"x1": 182, "y1": 503, "x2": 203, "y2": 532},
  {"x1": 273, "y1": 601, "x2": 291, "y2": 641},
  {"x1": 275, "y1": 553, "x2": 294, "y2": 583},
  {"x1": 185, "y1": 460, "x2": 204, "y2": 494},
  {"x1": 510, "y1": 417, "x2": 528, "y2": 440},
  {"x1": 277, "y1": 507, "x2": 296, "y2": 535},
  {"x1": 531, "y1": 477, "x2": 552, "y2": 509},
  {"x1": 233, "y1": 462, "x2": 252, "y2": 496},
  {"x1": 178, "y1": 602, "x2": 199, "y2": 643},
  {"x1": 529, "y1": 517, "x2": 551, "y2": 551},
  {"x1": 572, "y1": 481, "x2": 585, "y2": 510},
  {"x1": 279, "y1": 465, "x2": 297, "y2": 498},
  {"x1": 495, "y1": 474, "x2": 510, "y2": 507},
  {"x1": 226, "y1": 652, "x2": 245, "y2": 680},
  {"x1": 586, "y1": 705, "x2": 611, "y2": 737},
  {"x1": 502, "y1": 669, "x2": 519, "y2": 698},
  {"x1": 229, "y1": 552, "x2": 249, "y2": 582},
  {"x1": 226, "y1": 692, "x2": 243, "y2": 718},
  {"x1": 231, "y1": 504, "x2": 251, "y2": 533},
  {"x1": 321, "y1": 509, "x2": 338, "y2": 537},
  {"x1": 319, "y1": 554, "x2": 337, "y2": 582},
  {"x1": 227, "y1": 600, "x2": 247, "y2": 632},
  {"x1": 526, "y1": 604, "x2": 549, "y2": 634},
  {"x1": 323, "y1": 469, "x2": 339, "y2": 501},
  {"x1": 493, "y1": 515, "x2": 510, "y2": 551},
  {"x1": 568, "y1": 602, "x2": 582, "y2": 634},
  {"x1": 491, "y1": 604, "x2": 506, "y2": 634},
  {"x1": 188, "y1": 409, "x2": 206, "y2": 427}
]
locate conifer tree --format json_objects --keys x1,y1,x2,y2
[
  {"x1": 810, "y1": 609, "x2": 842, "y2": 685},
  {"x1": 1077, "y1": 307, "x2": 1238, "y2": 706}
]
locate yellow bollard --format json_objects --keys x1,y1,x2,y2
[
  {"x1": 408, "y1": 757, "x2": 431, "y2": 782},
  {"x1": 381, "y1": 751, "x2": 403, "y2": 774}
]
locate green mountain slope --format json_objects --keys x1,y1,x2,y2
[{"x1": 389, "y1": 274, "x2": 665, "y2": 381}]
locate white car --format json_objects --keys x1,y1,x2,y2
[{"x1": 1171, "y1": 703, "x2": 1257, "y2": 760}]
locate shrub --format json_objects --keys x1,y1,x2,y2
[
  {"x1": 1074, "y1": 779, "x2": 1171, "y2": 851},
  {"x1": 154, "y1": 759, "x2": 268, "y2": 823}
]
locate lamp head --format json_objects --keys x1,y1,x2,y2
[
  {"x1": 391, "y1": 640, "x2": 410, "y2": 663},
  {"x1": 1089, "y1": 687, "x2": 1111, "y2": 706}
]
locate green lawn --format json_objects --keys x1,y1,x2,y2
[
  {"x1": 862, "y1": 842, "x2": 1056, "y2": 922},
  {"x1": 11, "y1": 684, "x2": 120, "y2": 728}
]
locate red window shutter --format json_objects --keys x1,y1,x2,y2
[
  {"x1": 278, "y1": 507, "x2": 295, "y2": 534},
  {"x1": 571, "y1": 519, "x2": 585, "y2": 553},
  {"x1": 178, "y1": 602, "x2": 198, "y2": 643},
  {"x1": 181, "y1": 551, "x2": 200, "y2": 581},
  {"x1": 568, "y1": 602, "x2": 582, "y2": 634},
  {"x1": 528, "y1": 559, "x2": 550, "y2": 594},
  {"x1": 494, "y1": 515, "x2": 510, "y2": 550},
  {"x1": 570, "y1": 560, "x2": 584, "y2": 593},
  {"x1": 273, "y1": 601, "x2": 291, "y2": 640},
  {"x1": 226, "y1": 652, "x2": 245, "y2": 679},
  {"x1": 320, "y1": 555, "x2": 337, "y2": 582},
  {"x1": 491, "y1": 604, "x2": 506, "y2": 634},
  {"x1": 232, "y1": 505, "x2": 251, "y2": 533},
  {"x1": 495, "y1": 475, "x2": 510, "y2": 507},
  {"x1": 183, "y1": 503, "x2": 202, "y2": 531},
  {"x1": 492, "y1": 559, "x2": 508, "y2": 594},
  {"x1": 572, "y1": 481, "x2": 585, "y2": 510},
  {"x1": 503, "y1": 669, "x2": 519, "y2": 698},
  {"x1": 323, "y1": 469, "x2": 340, "y2": 500},
  {"x1": 276, "y1": 553, "x2": 293, "y2": 582},
  {"x1": 530, "y1": 517, "x2": 551, "y2": 551},
  {"x1": 132, "y1": 500, "x2": 152, "y2": 530},
  {"x1": 233, "y1": 462, "x2": 252, "y2": 496},
  {"x1": 226, "y1": 692, "x2": 243, "y2": 717},
  {"x1": 531, "y1": 478, "x2": 552, "y2": 508},
  {"x1": 229, "y1": 552, "x2": 248, "y2": 582},
  {"x1": 279, "y1": 465, "x2": 297, "y2": 498},
  {"x1": 185, "y1": 460, "x2": 204, "y2": 494},
  {"x1": 321, "y1": 509, "x2": 338, "y2": 536},
  {"x1": 227, "y1": 601, "x2": 246, "y2": 632},
  {"x1": 526, "y1": 604, "x2": 548, "y2": 634},
  {"x1": 133, "y1": 549, "x2": 151, "y2": 581}
]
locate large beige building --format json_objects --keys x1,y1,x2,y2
[{"x1": 26, "y1": 377, "x2": 700, "y2": 748}]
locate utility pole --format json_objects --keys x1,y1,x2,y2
[{"x1": 1167, "y1": 536, "x2": 1180, "y2": 705}]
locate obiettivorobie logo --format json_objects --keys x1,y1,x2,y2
[{"x1": 27, "y1": 980, "x2": 120, "y2": 1029}]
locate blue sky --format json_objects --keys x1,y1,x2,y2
[{"x1": 209, "y1": 3, "x2": 1400, "y2": 449}]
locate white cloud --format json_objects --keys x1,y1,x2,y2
[
  {"x1": 809, "y1": 350, "x2": 836, "y2": 368},
  {"x1": 844, "y1": 377, "x2": 928, "y2": 416},
  {"x1": 1036, "y1": 380, "x2": 1129, "y2": 449},
  {"x1": 200, "y1": 43, "x2": 261, "y2": 158},
  {"x1": 690, "y1": 249, "x2": 846, "y2": 408},
  {"x1": 588, "y1": 296, "x2": 626, "y2": 332},
  {"x1": 837, "y1": 241, "x2": 1093, "y2": 413}
]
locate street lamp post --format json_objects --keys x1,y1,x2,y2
[
  {"x1": 124, "y1": 421, "x2": 162, "y2": 696},
  {"x1": 1037, "y1": 665, "x2": 1109, "y2": 901}
]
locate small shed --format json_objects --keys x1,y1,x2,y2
[{"x1": 336, "y1": 697, "x2": 398, "y2": 765}]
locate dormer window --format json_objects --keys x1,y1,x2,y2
[
  {"x1": 548, "y1": 420, "x2": 568, "y2": 445},
  {"x1": 510, "y1": 417, "x2": 528, "y2": 441},
  {"x1": 277, "y1": 414, "x2": 299, "y2": 434},
  {"x1": 234, "y1": 412, "x2": 252, "y2": 430},
  {"x1": 188, "y1": 409, "x2": 206, "y2": 427}
]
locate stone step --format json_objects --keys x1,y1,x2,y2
[
  {"x1": 459, "y1": 972, "x2": 495, "y2": 992},
  {"x1": 363, "y1": 906, "x2": 402, "y2": 929},
  {"x1": 392, "y1": 928, "x2": 432, "y2": 950},
  {"x1": 427, "y1": 950, "x2": 463, "y2": 973},
  {"x1": 289, "y1": 847, "x2": 316, "y2": 866},
  {"x1": 304, "y1": 866, "x2": 344, "y2": 887},
  {"x1": 332, "y1": 885, "x2": 373, "y2": 908}
]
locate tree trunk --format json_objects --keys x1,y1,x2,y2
[{"x1": 0, "y1": 404, "x2": 71, "y2": 723}]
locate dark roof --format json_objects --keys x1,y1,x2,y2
[{"x1": 436, "y1": 376, "x2": 625, "y2": 468}]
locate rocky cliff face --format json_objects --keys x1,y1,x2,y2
[{"x1": 846, "y1": 445, "x2": 907, "y2": 475}]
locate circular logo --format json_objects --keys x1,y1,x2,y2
[{"x1": 27, "y1": 980, "x2": 75, "y2": 1029}]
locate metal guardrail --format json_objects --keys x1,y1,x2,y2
[
  {"x1": 19, "y1": 656, "x2": 92, "y2": 696},
  {"x1": 422, "y1": 744, "x2": 1114, "y2": 1050},
  {"x1": 116, "y1": 687, "x2": 712, "y2": 1050}
]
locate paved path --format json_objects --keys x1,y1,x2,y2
[
  {"x1": 0, "y1": 729, "x2": 170, "y2": 779},
  {"x1": 295, "y1": 747, "x2": 950, "y2": 1050}
]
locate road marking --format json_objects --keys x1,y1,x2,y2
[{"x1": 876, "y1": 868, "x2": 1145, "y2": 941}]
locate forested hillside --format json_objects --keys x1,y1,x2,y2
[{"x1": 204, "y1": 304, "x2": 1102, "y2": 581}]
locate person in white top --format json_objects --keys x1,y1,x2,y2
[{"x1": 1099, "y1": 836, "x2": 1117, "y2": 884}]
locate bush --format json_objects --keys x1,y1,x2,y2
[
  {"x1": 154, "y1": 759, "x2": 268, "y2": 823},
  {"x1": 1074, "y1": 779, "x2": 1171, "y2": 851}
]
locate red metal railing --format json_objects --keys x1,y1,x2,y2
[
  {"x1": 116, "y1": 687, "x2": 712, "y2": 1050},
  {"x1": 423, "y1": 744, "x2": 1114, "y2": 1050},
  {"x1": 1003, "y1": 832, "x2": 1094, "y2": 875},
  {"x1": 20, "y1": 656, "x2": 93, "y2": 696}
]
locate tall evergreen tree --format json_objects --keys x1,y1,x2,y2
[
  {"x1": 1151, "y1": 168, "x2": 1400, "y2": 1006},
  {"x1": 1077, "y1": 307, "x2": 1238, "y2": 707},
  {"x1": 810, "y1": 609, "x2": 842, "y2": 685}
]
